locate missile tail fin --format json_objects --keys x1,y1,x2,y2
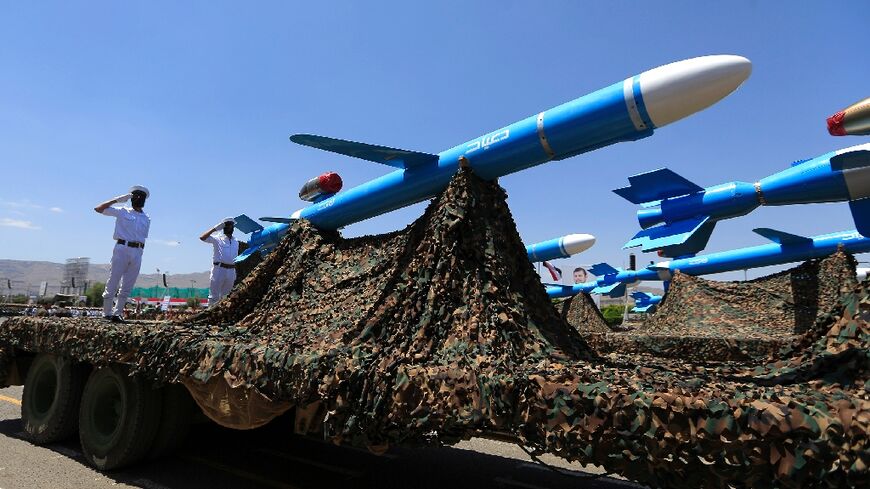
[
  {"x1": 290, "y1": 134, "x2": 439, "y2": 169},
  {"x1": 589, "y1": 262, "x2": 621, "y2": 276},
  {"x1": 752, "y1": 228, "x2": 812, "y2": 245},
  {"x1": 631, "y1": 291, "x2": 651, "y2": 301},
  {"x1": 624, "y1": 216, "x2": 715, "y2": 256},
  {"x1": 613, "y1": 168, "x2": 704, "y2": 204},
  {"x1": 234, "y1": 214, "x2": 263, "y2": 234},
  {"x1": 849, "y1": 198, "x2": 870, "y2": 237},
  {"x1": 234, "y1": 243, "x2": 263, "y2": 263},
  {"x1": 591, "y1": 282, "x2": 626, "y2": 298}
]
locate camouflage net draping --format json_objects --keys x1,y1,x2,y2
[
  {"x1": 0, "y1": 169, "x2": 868, "y2": 488},
  {"x1": 581, "y1": 251, "x2": 858, "y2": 363},
  {"x1": 559, "y1": 293, "x2": 612, "y2": 334}
]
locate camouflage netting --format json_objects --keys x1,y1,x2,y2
[
  {"x1": 558, "y1": 293, "x2": 612, "y2": 334},
  {"x1": 643, "y1": 251, "x2": 857, "y2": 339},
  {"x1": 583, "y1": 252, "x2": 859, "y2": 363},
  {"x1": 0, "y1": 169, "x2": 868, "y2": 488}
]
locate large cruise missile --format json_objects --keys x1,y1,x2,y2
[
  {"x1": 231, "y1": 56, "x2": 750, "y2": 262},
  {"x1": 828, "y1": 97, "x2": 870, "y2": 136},
  {"x1": 547, "y1": 228, "x2": 870, "y2": 299},
  {"x1": 615, "y1": 143, "x2": 870, "y2": 257}
]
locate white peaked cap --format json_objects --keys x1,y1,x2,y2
[
  {"x1": 129, "y1": 185, "x2": 150, "y2": 198},
  {"x1": 222, "y1": 217, "x2": 236, "y2": 224}
]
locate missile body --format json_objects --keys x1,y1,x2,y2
[
  {"x1": 547, "y1": 228, "x2": 870, "y2": 298},
  {"x1": 616, "y1": 143, "x2": 870, "y2": 256},
  {"x1": 828, "y1": 97, "x2": 870, "y2": 136},
  {"x1": 630, "y1": 291, "x2": 662, "y2": 313},
  {"x1": 526, "y1": 234, "x2": 595, "y2": 262}
]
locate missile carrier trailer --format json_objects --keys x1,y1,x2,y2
[{"x1": 1, "y1": 170, "x2": 869, "y2": 488}]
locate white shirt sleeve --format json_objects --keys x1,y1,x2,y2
[
  {"x1": 204, "y1": 235, "x2": 218, "y2": 245},
  {"x1": 102, "y1": 206, "x2": 122, "y2": 217}
]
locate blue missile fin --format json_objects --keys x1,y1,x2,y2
[
  {"x1": 234, "y1": 243, "x2": 263, "y2": 263},
  {"x1": 847, "y1": 198, "x2": 870, "y2": 237},
  {"x1": 589, "y1": 263, "x2": 621, "y2": 276},
  {"x1": 752, "y1": 228, "x2": 812, "y2": 245},
  {"x1": 260, "y1": 217, "x2": 295, "y2": 224},
  {"x1": 234, "y1": 214, "x2": 263, "y2": 234},
  {"x1": 632, "y1": 304, "x2": 656, "y2": 313},
  {"x1": 631, "y1": 291, "x2": 651, "y2": 301},
  {"x1": 624, "y1": 216, "x2": 714, "y2": 255},
  {"x1": 290, "y1": 134, "x2": 439, "y2": 169},
  {"x1": 591, "y1": 283, "x2": 627, "y2": 298},
  {"x1": 613, "y1": 168, "x2": 704, "y2": 204}
]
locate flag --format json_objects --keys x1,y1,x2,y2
[{"x1": 542, "y1": 261, "x2": 562, "y2": 281}]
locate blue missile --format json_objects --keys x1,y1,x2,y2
[
  {"x1": 546, "y1": 228, "x2": 870, "y2": 298},
  {"x1": 615, "y1": 143, "x2": 870, "y2": 257},
  {"x1": 630, "y1": 291, "x2": 662, "y2": 313},
  {"x1": 234, "y1": 55, "x2": 750, "y2": 262},
  {"x1": 286, "y1": 56, "x2": 748, "y2": 228},
  {"x1": 526, "y1": 234, "x2": 596, "y2": 262}
]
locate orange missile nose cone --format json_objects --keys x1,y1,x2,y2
[{"x1": 827, "y1": 111, "x2": 847, "y2": 136}]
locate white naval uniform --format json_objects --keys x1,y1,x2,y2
[
  {"x1": 205, "y1": 233, "x2": 239, "y2": 307},
  {"x1": 101, "y1": 206, "x2": 150, "y2": 317}
]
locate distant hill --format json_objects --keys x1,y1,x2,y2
[{"x1": 0, "y1": 259, "x2": 210, "y2": 295}]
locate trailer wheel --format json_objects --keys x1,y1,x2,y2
[
  {"x1": 148, "y1": 383, "x2": 195, "y2": 459},
  {"x1": 21, "y1": 354, "x2": 86, "y2": 444},
  {"x1": 78, "y1": 365, "x2": 162, "y2": 470}
]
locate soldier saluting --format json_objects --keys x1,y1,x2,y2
[
  {"x1": 199, "y1": 217, "x2": 239, "y2": 307},
  {"x1": 94, "y1": 186, "x2": 150, "y2": 322}
]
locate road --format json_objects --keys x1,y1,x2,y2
[{"x1": 0, "y1": 385, "x2": 644, "y2": 489}]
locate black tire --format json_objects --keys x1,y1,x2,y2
[
  {"x1": 78, "y1": 365, "x2": 163, "y2": 470},
  {"x1": 148, "y1": 383, "x2": 195, "y2": 459},
  {"x1": 21, "y1": 354, "x2": 86, "y2": 444}
]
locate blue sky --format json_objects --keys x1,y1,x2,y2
[{"x1": 1, "y1": 1, "x2": 868, "y2": 283}]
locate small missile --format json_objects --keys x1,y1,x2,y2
[
  {"x1": 236, "y1": 55, "x2": 750, "y2": 261},
  {"x1": 828, "y1": 97, "x2": 870, "y2": 136},
  {"x1": 615, "y1": 143, "x2": 870, "y2": 257},
  {"x1": 526, "y1": 234, "x2": 596, "y2": 262},
  {"x1": 547, "y1": 228, "x2": 870, "y2": 299},
  {"x1": 630, "y1": 291, "x2": 662, "y2": 313}
]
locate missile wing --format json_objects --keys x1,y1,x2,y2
[{"x1": 290, "y1": 134, "x2": 439, "y2": 169}]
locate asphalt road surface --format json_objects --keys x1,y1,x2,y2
[{"x1": 0, "y1": 385, "x2": 645, "y2": 489}]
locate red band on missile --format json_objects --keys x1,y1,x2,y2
[
  {"x1": 318, "y1": 172, "x2": 343, "y2": 194},
  {"x1": 827, "y1": 111, "x2": 847, "y2": 136}
]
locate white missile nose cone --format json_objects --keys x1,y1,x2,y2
[
  {"x1": 562, "y1": 233, "x2": 596, "y2": 255},
  {"x1": 639, "y1": 55, "x2": 752, "y2": 128}
]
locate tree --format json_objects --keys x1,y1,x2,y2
[
  {"x1": 86, "y1": 282, "x2": 105, "y2": 307},
  {"x1": 601, "y1": 305, "x2": 626, "y2": 327}
]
